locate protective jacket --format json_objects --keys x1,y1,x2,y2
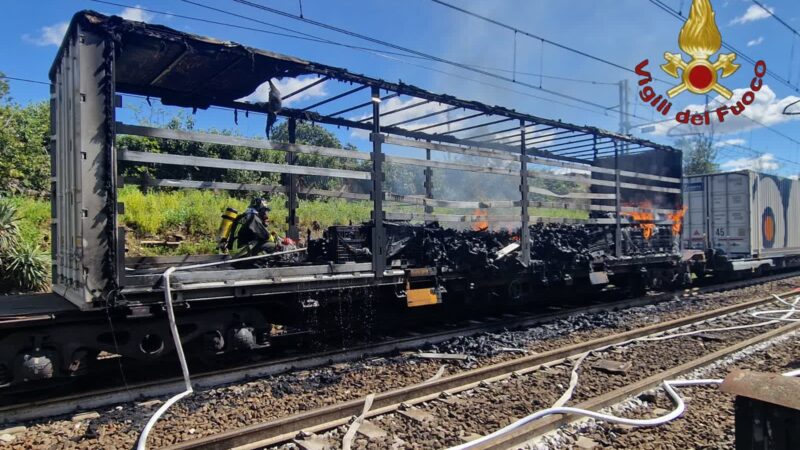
[{"x1": 227, "y1": 209, "x2": 276, "y2": 257}]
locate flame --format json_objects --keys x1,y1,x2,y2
[
  {"x1": 668, "y1": 206, "x2": 688, "y2": 236},
  {"x1": 679, "y1": 0, "x2": 722, "y2": 59},
  {"x1": 623, "y1": 201, "x2": 656, "y2": 240},
  {"x1": 472, "y1": 209, "x2": 489, "y2": 232}
]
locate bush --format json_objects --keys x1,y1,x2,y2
[
  {"x1": 8, "y1": 196, "x2": 50, "y2": 248},
  {"x1": 0, "y1": 199, "x2": 50, "y2": 292},
  {"x1": 0, "y1": 200, "x2": 20, "y2": 250},
  {"x1": 4, "y1": 241, "x2": 49, "y2": 292}
]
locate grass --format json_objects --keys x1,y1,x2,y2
[
  {"x1": 5, "y1": 196, "x2": 50, "y2": 250},
  {"x1": 8, "y1": 188, "x2": 588, "y2": 257}
]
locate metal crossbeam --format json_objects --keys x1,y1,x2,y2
[
  {"x1": 386, "y1": 105, "x2": 460, "y2": 128},
  {"x1": 282, "y1": 76, "x2": 329, "y2": 101},
  {"x1": 327, "y1": 93, "x2": 399, "y2": 117},
  {"x1": 300, "y1": 85, "x2": 368, "y2": 112}
]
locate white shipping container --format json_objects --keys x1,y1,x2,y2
[{"x1": 682, "y1": 170, "x2": 800, "y2": 259}]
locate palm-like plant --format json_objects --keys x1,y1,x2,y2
[
  {"x1": 0, "y1": 200, "x2": 20, "y2": 251},
  {"x1": 5, "y1": 241, "x2": 49, "y2": 292}
]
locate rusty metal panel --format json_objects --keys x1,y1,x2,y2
[
  {"x1": 721, "y1": 370, "x2": 800, "y2": 411},
  {"x1": 722, "y1": 370, "x2": 800, "y2": 450}
]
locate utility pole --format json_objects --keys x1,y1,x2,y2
[{"x1": 618, "y1": 79, "x2": 630, "y2": 154}]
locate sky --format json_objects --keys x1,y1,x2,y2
[{"x1": 3, "y1": 0, "x2": 800, "y2": 177}]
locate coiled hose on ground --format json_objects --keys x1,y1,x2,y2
[{"x1": 448, "y1": 293, "x2": 800, "y2": 450}]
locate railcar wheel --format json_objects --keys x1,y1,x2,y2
[{"x1": 17, "y1": 350, "x2": 56, "y2": 381}]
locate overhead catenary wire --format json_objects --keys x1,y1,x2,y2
[
  {"x1": 222, "y1": 0, "x2": 647, "y2": 119},
  {"x1": 751, "y1": 0, "x2": 800, "y2": 38},
  {"x1": 91, "y1": 1, "x2": 647, "y2": 124},
  {"x1": 0, "y1": 75, "x2": 52, "y2": 86},
  {"x1": 647, "y1": 0, "x2": 800, "y2": 94},
  {"x1": 428, "y1": 0, "x2": 673, "y2": 86},
  {"x1": 17, "y1": 4, "x2": 800, "y2": 169},
  {"x1": 82, "y1": 2, "x2": 615, "y2": 125}
]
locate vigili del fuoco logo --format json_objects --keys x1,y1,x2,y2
[{"x1": 635, "y1": 0, "x2": 767, "y2": 126}]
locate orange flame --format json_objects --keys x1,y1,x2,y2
[
  {"x1": 668, "y1": 206, "x2": 688, "y2": 236},
  {"x1": 472, "y1": 209, "x2": 489, "y2": 232},
  {"x1": 623, "y1": 201, "x2": 656, "y2": 240}
]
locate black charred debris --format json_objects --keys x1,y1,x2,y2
[{"x1": 305, "y1": 222, "x2": 677, "y2": 278}]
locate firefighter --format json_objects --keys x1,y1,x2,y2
[{"x1": 226, "y1": 197, "x2": 277, "y2": 258}]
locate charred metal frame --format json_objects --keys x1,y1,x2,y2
[{"x1": 48, "y1": 11, "x2": 683, "y2": 309}]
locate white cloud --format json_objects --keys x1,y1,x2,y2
[
  {"x1": 22, "y1": 6, "x2": 154, "y2": 47},
  {"x1": 721, "y1": 154, "x2": 779, "y2": 171},
  {"x1": 240, "y1": 76, "x2": 328, "y2": 106},
  {"x1": 119, "y1": 5, "x2": 155, "y2": 23},
  {"x1": 714, "y1": 138, "x2": 747, "y2": 147},
  {"x1": 747, "y1": 36, "x2": 765, "y2": 47},
  {"x1": 730, "y1": 4, "x2": 774, "y2": 25},
  {"x1": 652, "y1": 85, "x2": 800, "y2": 136},
  {"x1": 22, "y1": 22, "x2": 68, "y2": 47}
]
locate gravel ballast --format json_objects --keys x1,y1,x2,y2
[{"x1": 4, "y1": 278, "x2": 798, "y2": 449}]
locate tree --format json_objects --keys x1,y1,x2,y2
[
  {"x1": 0, "y1": 73, "x2": 51, "y2": 196},
  {"x1": 677, "y1": 135, "x2": 718, "y2": 176},
  {"x1": 271, "y1": 121, "x2": 369, "y2": 192}
]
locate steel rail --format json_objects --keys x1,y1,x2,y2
[
  {"x1": 160, "y1": 282, "x2": 800, "y2": 450},
  {"x1": 470, "y1": 320, "x2": 800, "y2": 449},
  {"x1": 1, "y1": 273, "x2": 797, "y2": 426}
]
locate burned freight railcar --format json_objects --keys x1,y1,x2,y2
[{"x1": 0, "y1": 10, "x2": 683, "y2": 386}]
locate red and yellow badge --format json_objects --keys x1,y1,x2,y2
[
  {"x1": 635, "y1": 0, "x2": 767, "y2": 126},
  {"x1": 661, "y1": 0, "x2": 739, "y2": 98}
]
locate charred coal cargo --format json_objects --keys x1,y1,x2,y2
[{"x1": 308, "y1": 221, "x2": 679, "y2": 289}]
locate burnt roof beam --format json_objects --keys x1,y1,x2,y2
[
  {"x1": 535, "y1": 138, "x2": 614, "y2": 154},
  {"x1": 358, "y1": 99, "x2": 430, "y2": 124},
  {"x1": 184, "y1": 97, "x2": 597, "y2": 165},
  {"x1": 439, "y1": 117, "x2": 513, "y2": 136},
  {"x1": 465, "y1": 125, "x2": 521, "y2": 141},
  {"x1": 300, "y1": 85, "x2": 368, "y2": 112},
  {"x1": 327, "y1": 93, "x2": 399, "y2": 117},
  {"x1": 501, "y1": 129, "x2": 580, "y2": 147},
  {"x1": 489, "y1": 126, "x2": 566, "y2": 144},
  {"x1": 385, "y1": 105, "x2": 460, "y2": 128},
  {"x1": 282, "y1": 76, "x2": 330, "y2": 101},
  {"x1": 412, "y1": 112, "x2": 485, "y2": 133},
  {"x1": 86, "y1": 5, "x2": 678, "y2": 155}
]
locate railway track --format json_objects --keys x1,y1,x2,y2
[
  {"x1": 155, "y1": 282, "x2": 800, "y2": 450},
  {"x1": 1, "y1": 271, "x2": 797, "y2": 431}
]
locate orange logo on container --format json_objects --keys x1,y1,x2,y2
[
  {"x1": 762, "y1": 207, "x2": 776, "y2": 248},
  {"x1": 634, "y1": 0, "x2": 767, "y2": 127}
]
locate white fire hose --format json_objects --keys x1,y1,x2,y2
[
  {"x1": 448, "y1": 293, "x2": 800, "y2": 450},
  {"x1": 136, "y1": 247, "x2": 306, "y2": 450}
]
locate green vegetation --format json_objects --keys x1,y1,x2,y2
[
  {"x1": 6, "y1": 195, "x2": 50, "y2": 246},
  {"x1": 118, "y1": 186, "x2": 371, "y2": 237},
  {"x1": 0, "y1": 73, "x2": 592, "y2": 293},
  {"x1": 0, "y1": 199, "x2": 49, "y2": 292},
  {"x1": 0, "y1": 74, "x2": 50, "y2": 196},
  {"x1": 678, "y1": 135, "x2": 718, "y2": 176},
  {"x1": 117, "y1": 186, "x2": 371, "y2": 256}
]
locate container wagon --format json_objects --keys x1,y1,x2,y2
[
  {"x1": 0, "y1": 10, "x2": 684, "y2": 388},
  {"x1": 683, "y1": 170, "x2": 800, "y2": 276}
]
